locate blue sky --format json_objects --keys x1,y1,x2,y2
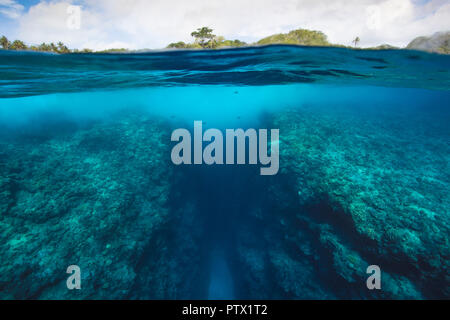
[{"x1": 1, "y1": 0, "x2": 449, "y2": 50}]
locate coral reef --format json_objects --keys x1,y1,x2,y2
[
  {"x1": 244, "y1": 105, "x2": 448, "y2": 299},
  {"x1": 0, "y1": 114, "x2": 200, "y2": 299},
  {"x1": 0, "y1": 103, "x2": 447, "y2": 299}
]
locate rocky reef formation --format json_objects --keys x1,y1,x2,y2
[
  {"x1": 234, "y1": 106, "x2": 449, "y2": 299},
  {"x1": 0, "y1": 114, "x2": 203, "y2": 299},
  {"x1": 0, "y1": 104, "x2": 448, "y2": 300},
  {"x1": 407, "y1": 31, "x2": 450, "y2": 54}
]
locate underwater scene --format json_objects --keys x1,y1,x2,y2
[{"x1": 0, "y1": 45, "x2": 449, "y2": 299}]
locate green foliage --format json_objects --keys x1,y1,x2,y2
[
  {"x1": 191, "y1": 27, "x2": 216, "y2": 48},
  {"x1": 32, "y1": 42, "x2": 70, "y2": 53},
  {"x1": 0, "y1": 36, "x2": 10, "y2": 49},
  {"x1": 437, "y1": 45, "x2": 450, "y2": 54},
  {"x1": 167, "y1": 29, "x2": 247, "y2": 49},
  {"x1": 57, "y1": 41, "x2": 70, "y2": 54},
  {"x1": 366, "y1": 44, "x2": 399, "y2": 50},
  {"x1": 217, "y1": 39, "x2": 247, "y2": 48},
  {"x1": 257, "y1": 29, "x2": 330, "y2": 46},
  {"x1": 167, "y1": 41, "x2": 188, "y2": 49},
  {"x1": 352, "y1": 37, "x2": 360, "y2": 47},
  {"x1": 9, "y1": 40, "x2": 28, "y2": 50},
  {"x1": 95, "y1": 48, "x2": 128, "y2": 53},
  {"x1": 37, "y1": 42, "x2": 52, "y2": 52},
  {"x1": 0, "y1": 36, "x2": 127, "y2": 54}
]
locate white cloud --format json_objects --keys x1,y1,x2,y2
[
  {"x1": 12, "y1": 0, "x2": 450, "y2": 50},
  {"x1": 0, "y1": 0, "x2": 24, "y2": 19}
]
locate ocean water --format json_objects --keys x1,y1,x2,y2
[{"x1": 0, "y1": 46, "x2": 449, "y2": 299}]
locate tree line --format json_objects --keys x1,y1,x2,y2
[
  {"x1": 1, "y1": 28, "x2": 364, "y2": 54},
  {"x1": 168, "y1": 27, "x2": 361, "y2": 49},
  {"x1": 0, "y1": 35, "x2": 126, "y2": 54},
  {"x1": 0, "y1": 36, "x2": 75, "y2": 53}
]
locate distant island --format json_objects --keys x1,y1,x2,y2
[
  {"x1": 167, "y1": 27, "x2": 358, "y2": 49},
  {"x1": 406, "y1": 31, "x2": 450, "y2": 54},
  {"x1": 1, "y1": 27, "x2": 449, "y2": 54}
]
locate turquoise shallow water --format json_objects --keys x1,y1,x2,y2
[{"x1": 0, "y1": 46, "x2": 449, "y2": 299}]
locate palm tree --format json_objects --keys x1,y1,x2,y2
[
  {"x1": 38, "y1": 43, "x2": 51, "y2": 52},
  {"x1": 0, "y1": 36, "x2": 10, "y2": 49},
  {"x1": 50, "y1": 42, "x2": 58, "y2": 52},
  {"x1": 10, "y1": 40, "x2": 27, "y2": 50},
  {"x1": 57, "y1": 41, "x2": 70, "y2": 53},
  {"x1": 352, "y1": 37, "x2": 360, "y2": 47}
]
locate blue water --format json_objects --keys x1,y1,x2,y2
[{"x1": 0, "y1": 46, "x2": 449, "y2": 300}]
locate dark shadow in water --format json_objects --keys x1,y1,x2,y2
[{"x1": 172, "y1": 163, "x2": 270, "y2": 299}]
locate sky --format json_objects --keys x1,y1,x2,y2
[{"x1": 0, "y1": 0, "x2": 449, "y2": 50}]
